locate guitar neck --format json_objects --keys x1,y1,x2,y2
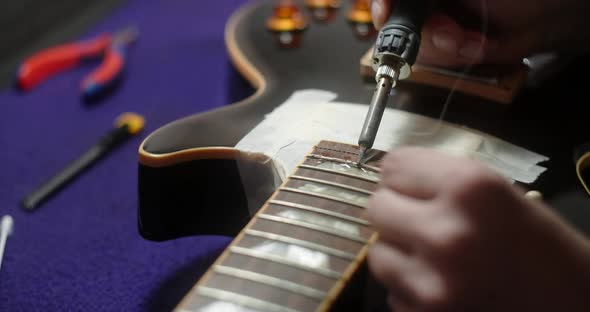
[{"x1": 175, "y1": 141, "x2": 386, "y2": 312}]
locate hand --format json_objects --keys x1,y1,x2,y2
[
  {"x1": 371, "y1": 0, "x2": 590, "y2": 67},
  {"x1": 367, "y1": 147, "x2": 590, "y2": 311}
]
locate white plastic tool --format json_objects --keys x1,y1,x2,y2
[{"x1": 0, "y1": 215, "x2": 14, "y2": 271}]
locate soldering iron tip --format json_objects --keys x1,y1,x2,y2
[{"x1": 358, "y1": 145, "x2": 367, "y2": 165}]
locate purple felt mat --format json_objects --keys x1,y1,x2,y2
[{"x1": 0, "y1": 0, "x2": 250, "y2": 310}]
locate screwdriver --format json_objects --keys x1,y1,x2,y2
[
  {"x1": 358, "y1": 0, "x2": 430, "y2": 163},
  {"x1": 21, "y1": 113, "x2": 145, "y2": 211}
]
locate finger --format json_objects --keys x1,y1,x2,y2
[
  {"x1": 371, "y1": 2, "x2": 497, "y2": 68},
  {"x1": 370, "y1": 241, "x2": 450, "y2": 310},
  {"x1": 367, "y1": 188, "x2": 430, "y2": 246},
  {"x1": 371, "y1": 0, "x2": 393, "y2": 30},
  {"x1": 380, "y1": 147, "x2": 458, "y2": 199},
  {"x1": 417, "y1": 13, "x2": 497, "y2": 67},
  {"x1": 368, "y1": 241, "x2": 419, "y2": 306}
]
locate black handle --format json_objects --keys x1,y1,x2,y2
[
  {"x1": 383, "y1": 0, "x2": 430, "y2": 34},
  {"x1": 374, "y1": 0, "x2": 430, "y2": 66}
]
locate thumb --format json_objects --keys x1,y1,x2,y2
[{"x1": 371, "y1": 0, "x2": 393, "y2": 29}]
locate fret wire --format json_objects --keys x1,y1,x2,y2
[
  {"x1": 244, "y1": 229, "x2": 357, "y2": 261},
  {"x1": 182, "y1": 143, "x2": 384, "y2": 312},
  {"x1": 307, "y1": 153, "x2": 381, "y2": 173},
  {"x1": 196, "y1": 286, "x2": 302, "y2": 312},
  {"x1": 269, "y1": 200, "x2": 369, "y2": 226},
  {"x1": 214, "y1": 265, "x2": 327, "y2": 300},
  {"x1": 298, "y1": 164, "x2": 379, "y2": 183},
  {"x1": 229, "y1": 246, "x2": 342, "y2": 279},
  {"x1": 290, "y1": 175, "x2": 373, "y2": 196},
  {"x1": 280, "y1": 187, "x2": 366, "y2": 208},
  {"x1": 258, "y1": 213, "x2": 368, "y2": 244}
]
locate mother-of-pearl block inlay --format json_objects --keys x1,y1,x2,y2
[
  {"x1": 315, "y1": 160, "x2": 381, "y2": 182},
  {"x1": 251, "y1": 239, "x2": 331, "y2": 270},
  {"x1": 197, "y1": 301, "x2": 260, "y2": 312},
  {"x1": 277, "y1": 209, "x2": 361, "y2": 236},
  {"x1": 297, "y1": 182, "x2": 369, "y2": 207},
  {"x1": 315, "y1": 161, "x2": 380, "y2": 181}
]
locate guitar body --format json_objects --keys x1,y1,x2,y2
[
  {"x1": 139, "y1": 0, "x2": 385, "y2": 241},
  {"x1": 138, "y1": 0, "x2": 590, "y2": 309}
]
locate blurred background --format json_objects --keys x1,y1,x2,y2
[
  {"x1": 0, "y1": 0, "x2": 124, "y2": 88},
  {"x1": 0, "y1": 0, "x2": 252, "y2": 310}
]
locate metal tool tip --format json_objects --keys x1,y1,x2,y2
[{"x1": 357, "y1": 145, "x2": 367, "y2": 165}]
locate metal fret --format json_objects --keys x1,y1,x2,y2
[
  {"x1": 229, "y1": 246, "x2": 341, "y2": 279},
  {"x1": 258, "y1": 213, "x2": 368, "y2": 244},
  {"x1": 214, "y1": 265, "x2": 327, "y2": 300},
  {"x1": 298, "y1": 164, "x2": 379, "y2": 183},
  {"x1": 290, "y1": 175, "x2": 373, "y2": 196},
  {"x1": 307, "y1": 153, "x2": 381, "y2": 173},
  {"x1": 280, "y1": 187, "x2": 366, "y2": 208},
  {"x1": 244, "y1": 229, "x2": 357, "y2": 260},
  {"x1": 196, "y1": 286, "x2": 301, "y2": 312},
  {"x1": 269, "y1": 200, "x2": 369, "y2": 226}
]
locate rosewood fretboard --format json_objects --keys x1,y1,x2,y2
[{"x1": 176, "y1": 141, "x2": 386, "y2": 311}]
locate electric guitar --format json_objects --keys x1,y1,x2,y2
[{"x1": 137, "y1": 0, "x2": 590, "y2": 310}]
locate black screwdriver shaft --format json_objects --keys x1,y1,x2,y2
[{"x1": 22, "y1": 126, "x2": 131, "y2": 211}]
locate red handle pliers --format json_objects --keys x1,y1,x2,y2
[{"x1": 16, "y1": 27, "x2": 138, "y2": 102}]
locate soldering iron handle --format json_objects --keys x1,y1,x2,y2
[
  {"x1": 375, "y1": 0, "x2": 431, "y2": 67},
  {"x1": 384, "y1": 0, "x2": 430, "y2": 34},
  {"x1": 360, "y1": 0, "x2": 431, "y2": 160}
]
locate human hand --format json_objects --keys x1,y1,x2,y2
[
  {"x1": 370, "y1": 0, "x2": 589, "y2": 67},
  {"x1": 367, "y1": 147, "x2": 590, "y2": 311}
]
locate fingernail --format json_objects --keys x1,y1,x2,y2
[
  {"x1": 432, "y1": 31, "x2": 458, "y2": 54},
  {"x1": 371, "y1": 0, "x2": 384, "y2": 28},
  {"x1": 459, "y1": 40, "x2": 484, "y2": 60}
]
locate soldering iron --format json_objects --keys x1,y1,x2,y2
[{"x1": 358, "y1": 0, "x2": 430, "y2": 163}]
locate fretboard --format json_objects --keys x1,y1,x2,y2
[{"x1": 176, "y1": 141, "x2": 385, "y2": 312}]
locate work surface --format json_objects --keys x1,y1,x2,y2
[{"x1": 0, "y1": 1, "x2": 248, "y2": 310}]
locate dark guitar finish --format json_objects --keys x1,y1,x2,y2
[
  {"x1": 138, "y1": 0, "x2": 590, "y2": 248},
  {"x1": 139, "y1": 0, "x2": 383, "y2": 241}
]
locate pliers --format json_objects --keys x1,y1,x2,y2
[{"x1": 16, "y1": 27, "x2": 138, "y2": 102}]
